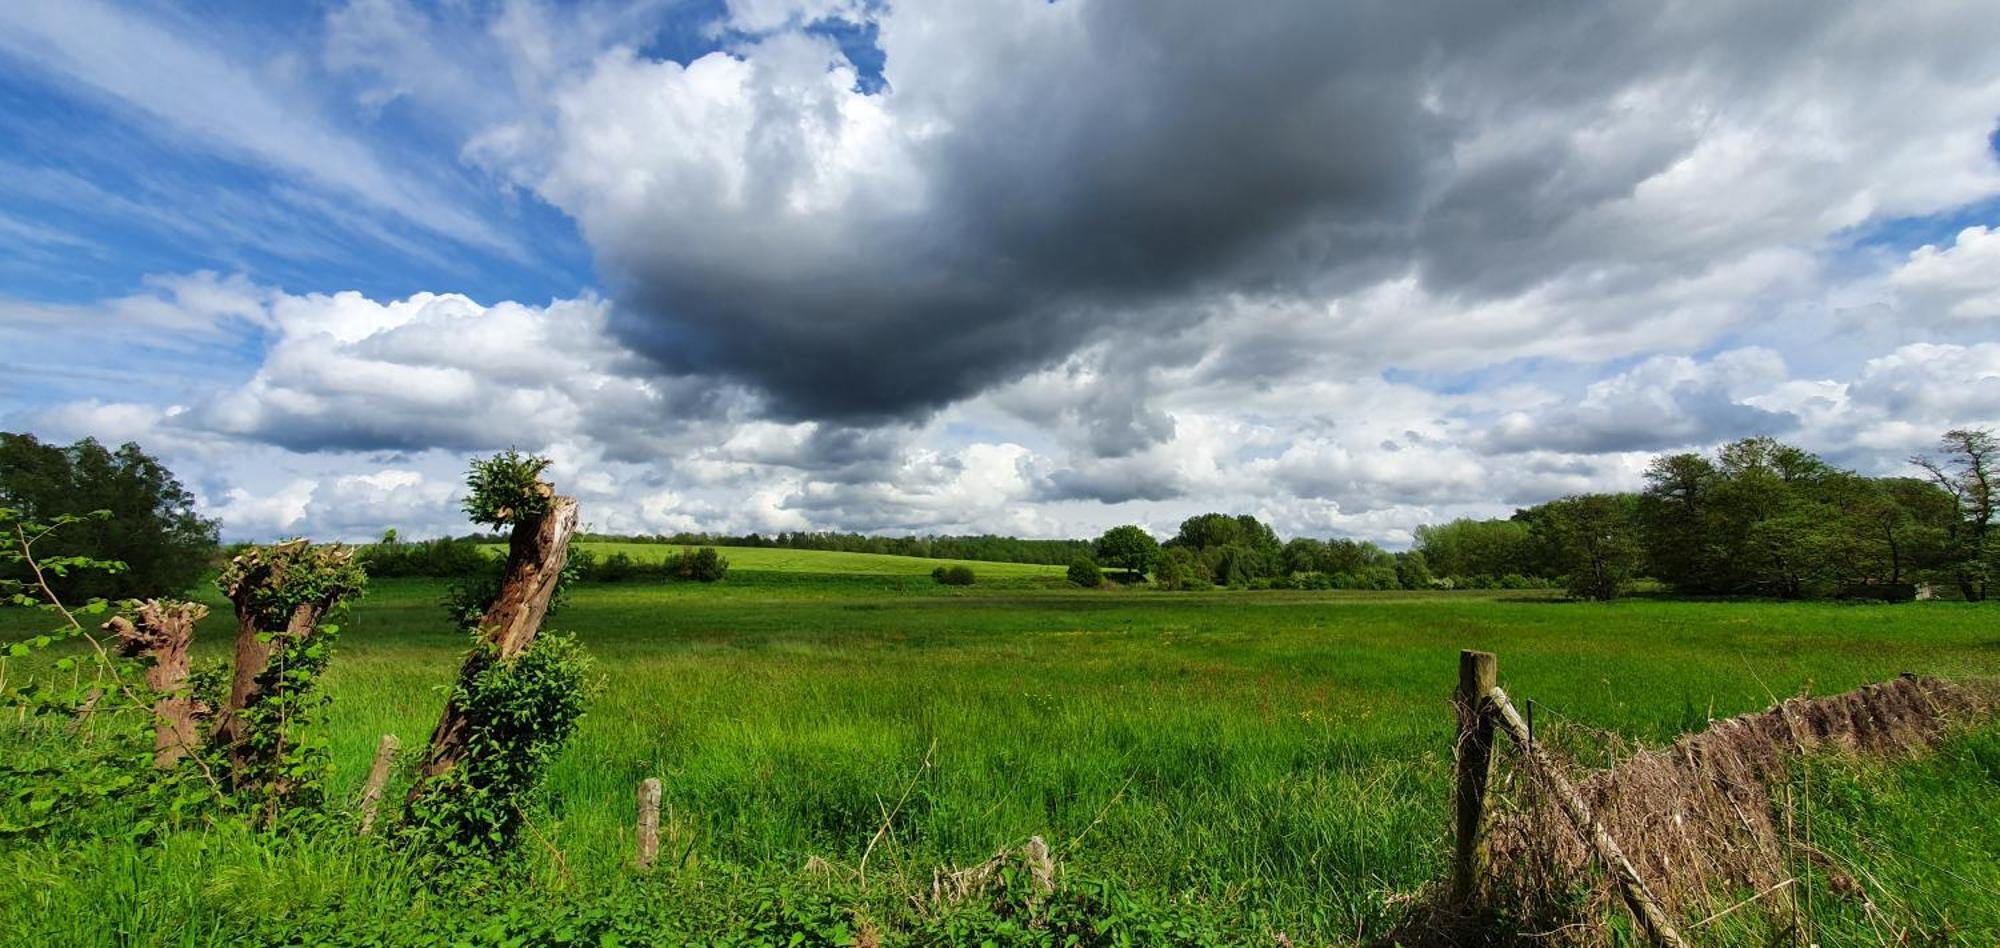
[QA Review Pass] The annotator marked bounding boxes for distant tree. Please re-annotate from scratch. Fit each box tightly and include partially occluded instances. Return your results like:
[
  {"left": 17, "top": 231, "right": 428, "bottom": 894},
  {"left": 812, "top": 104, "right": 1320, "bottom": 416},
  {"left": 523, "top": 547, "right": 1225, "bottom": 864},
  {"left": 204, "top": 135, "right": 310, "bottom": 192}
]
[
  {"left": 0, "top": 433, "right": 218, "bottom": 599},
  {"left": 1152, "top": 546, "right": 1203, "bottom": 590},
  {"left": 1169, "top": 513, "right": 1283, "bottom": 582},
  {"left": 1637, "top": 452, "right": 1722, "bottom": 592},
  {"left": 1067, "top": 556, "right": 1103, "bottom": 588},
  {"left": 1413, "top": 518, "right": 1539, "bottom": 581},
  {"left": 1911, "top": 428, "right": 1997, "bottom": 601},
  {"left": 1531, "top": 494, "right": 1642, "bottom": 601},
  {"left": 1395, "top": 550, "right": 1434, "bottom": 589},
  {"left": 1094, "top": 525, "right": 1160, "bottom": 581}
]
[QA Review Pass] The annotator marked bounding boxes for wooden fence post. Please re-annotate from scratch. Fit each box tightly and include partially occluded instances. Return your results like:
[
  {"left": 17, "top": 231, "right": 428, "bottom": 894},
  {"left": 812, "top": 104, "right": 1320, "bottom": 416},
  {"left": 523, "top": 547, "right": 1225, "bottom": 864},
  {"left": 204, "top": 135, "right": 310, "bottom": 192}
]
[
  {"left": 358, "top": 733, "right": 399, "bottom": 835},
  {"left": 1451, "top": 649, "right": 1498, "bottom": 906},
  {"left": 636, "top": 777, "right": 662, "bottom": 870}
]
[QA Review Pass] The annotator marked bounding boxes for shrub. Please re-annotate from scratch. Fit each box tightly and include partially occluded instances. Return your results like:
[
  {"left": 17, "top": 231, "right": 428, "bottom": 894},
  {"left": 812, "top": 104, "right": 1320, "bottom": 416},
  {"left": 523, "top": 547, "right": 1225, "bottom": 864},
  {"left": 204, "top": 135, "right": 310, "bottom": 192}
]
[
  {"left": 932, "top": 564, "right": 976, "bottom": 586},
  {"left": 675, "top": 547, "right": 729, "bottom": 582},
  {"left": 1067, "top": 557, "right": 1103, "bottom": 588}
]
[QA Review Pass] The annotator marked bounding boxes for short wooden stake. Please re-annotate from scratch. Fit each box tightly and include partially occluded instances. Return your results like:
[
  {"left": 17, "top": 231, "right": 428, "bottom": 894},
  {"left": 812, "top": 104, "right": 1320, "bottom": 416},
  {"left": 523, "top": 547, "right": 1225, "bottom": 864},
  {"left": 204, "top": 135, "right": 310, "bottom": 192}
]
[
  {"left": 358, "top": 733, "right": 399, "bottom": 836},
  {"left": 1488, "top": 686, "right": 1690, "bottom": 948},
  {"left": 1451, "top": 649, "right": 1498, "bottom": 906},
  {"left": 636, "top": 777, "right": 662, "bottom": 870}
]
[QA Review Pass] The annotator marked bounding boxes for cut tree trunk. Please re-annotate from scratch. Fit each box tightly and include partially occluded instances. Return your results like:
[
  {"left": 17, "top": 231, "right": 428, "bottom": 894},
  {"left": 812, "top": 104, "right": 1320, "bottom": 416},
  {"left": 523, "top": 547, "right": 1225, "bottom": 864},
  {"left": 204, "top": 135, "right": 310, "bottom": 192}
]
[
  {"left": 210, "top": 542, "right": 359, "bottom": 794},
  {"left": 410, "top": 488, "right": 579, "bottom": 794},
  {"left": 106, "top": 599, "right": 208, "bottom": 768}
]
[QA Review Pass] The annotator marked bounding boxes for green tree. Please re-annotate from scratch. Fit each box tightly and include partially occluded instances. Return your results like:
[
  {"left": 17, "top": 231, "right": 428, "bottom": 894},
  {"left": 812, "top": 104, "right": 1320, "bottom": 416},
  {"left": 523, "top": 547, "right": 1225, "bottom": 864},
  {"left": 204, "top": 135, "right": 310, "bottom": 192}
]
[
  {"left": 0, "top": 433, "right": 218, "bottom": 600},
  {"left": 1637, "top": 452, "right": 1722, "bottom": 593},
  {"left": 1094, "top": 525, "right": 1160, "bottom": 581},
  {"left": 1911, "top": 428, "right": 1997, "bottom": 601},
  {"left": 1395, "top": 550, "right": 1434, "bottom": 589},
  {"left": 1066, "top": 556, "right": 1103, "bottom": 588},
  {"left": 1531, "top": 494, "right": 1642, "bottom": 601},
  {"left": 1412, "top": 518, "right": 1538, "bottom": 580}
]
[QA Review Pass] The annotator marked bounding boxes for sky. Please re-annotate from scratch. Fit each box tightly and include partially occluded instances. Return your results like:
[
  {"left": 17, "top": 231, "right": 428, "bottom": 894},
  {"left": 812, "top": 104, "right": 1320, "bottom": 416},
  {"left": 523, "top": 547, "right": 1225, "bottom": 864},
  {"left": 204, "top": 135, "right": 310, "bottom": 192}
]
[{"left": 2, "top": 0, "right": 1999, "bottom": 546}]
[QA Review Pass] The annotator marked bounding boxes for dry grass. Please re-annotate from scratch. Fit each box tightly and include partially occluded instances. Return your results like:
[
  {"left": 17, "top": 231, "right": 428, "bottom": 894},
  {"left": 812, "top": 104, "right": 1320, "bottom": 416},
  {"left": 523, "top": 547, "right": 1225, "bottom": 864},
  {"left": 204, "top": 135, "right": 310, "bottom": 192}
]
[{"left": 1480, "top": 675, "right": 2000, "bottom": 943}]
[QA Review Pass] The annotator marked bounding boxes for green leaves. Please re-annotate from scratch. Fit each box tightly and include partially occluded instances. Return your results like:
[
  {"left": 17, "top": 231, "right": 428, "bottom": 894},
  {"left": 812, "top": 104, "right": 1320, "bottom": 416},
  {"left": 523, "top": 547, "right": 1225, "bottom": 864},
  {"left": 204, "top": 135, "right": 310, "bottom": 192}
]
[{"left": 463, "top": 451, "right": 555, "bottom": 528}]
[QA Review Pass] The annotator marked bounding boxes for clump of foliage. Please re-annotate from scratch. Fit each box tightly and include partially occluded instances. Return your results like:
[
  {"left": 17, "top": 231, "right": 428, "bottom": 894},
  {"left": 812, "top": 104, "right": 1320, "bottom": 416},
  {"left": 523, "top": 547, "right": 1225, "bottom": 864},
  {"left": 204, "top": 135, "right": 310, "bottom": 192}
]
[
  {"left": 1066, "top": 556, "right": 1103, "bottom": 588},
  {"left": 462, "top": 450, "right": 553, "bottom": 528},
  {"left": 399, "top": 632, "right": 598, "bottom": 863},
  {"left": 932, "top": 564, "right": 977, "bottom": 586},
  {"left": 0, "top": 433, "right": 217, "bottom": 600}
]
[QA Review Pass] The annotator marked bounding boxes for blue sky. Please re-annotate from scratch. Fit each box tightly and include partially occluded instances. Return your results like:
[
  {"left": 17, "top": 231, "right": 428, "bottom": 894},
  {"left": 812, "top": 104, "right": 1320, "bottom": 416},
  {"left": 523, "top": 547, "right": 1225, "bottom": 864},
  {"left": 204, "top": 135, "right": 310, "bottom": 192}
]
[{"left": 2, "top": 0, "right": 1998, "bottom": 543}]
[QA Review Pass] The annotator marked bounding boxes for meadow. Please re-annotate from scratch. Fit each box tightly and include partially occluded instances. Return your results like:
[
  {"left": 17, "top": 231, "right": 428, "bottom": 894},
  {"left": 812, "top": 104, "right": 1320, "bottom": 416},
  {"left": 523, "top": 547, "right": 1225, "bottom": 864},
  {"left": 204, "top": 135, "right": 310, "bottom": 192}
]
[{"left": 3, "top": 544, "right": 1998, "bottom": 945}]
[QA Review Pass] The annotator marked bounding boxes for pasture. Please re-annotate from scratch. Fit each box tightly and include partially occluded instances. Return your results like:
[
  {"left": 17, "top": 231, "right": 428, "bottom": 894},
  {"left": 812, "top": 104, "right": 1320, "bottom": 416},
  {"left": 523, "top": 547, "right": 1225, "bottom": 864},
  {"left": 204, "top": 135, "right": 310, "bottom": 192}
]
[{"left": 3, "top": 545, "right": 1998, "bottom": 944}]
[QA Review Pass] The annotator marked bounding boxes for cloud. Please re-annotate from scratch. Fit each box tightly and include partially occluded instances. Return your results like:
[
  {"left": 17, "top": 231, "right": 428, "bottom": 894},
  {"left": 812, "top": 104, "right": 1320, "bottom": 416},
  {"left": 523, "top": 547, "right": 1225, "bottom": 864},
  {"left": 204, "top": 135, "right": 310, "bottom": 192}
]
[
  {"left": 456, "top": 0, "right": 2000, "bottom": 425},
  {"left": 1480, "top": 350, "right": 1800, "bottom": 455},
  {"left": 1891, "top": 226, "right": 2000, "bottom": 321}
]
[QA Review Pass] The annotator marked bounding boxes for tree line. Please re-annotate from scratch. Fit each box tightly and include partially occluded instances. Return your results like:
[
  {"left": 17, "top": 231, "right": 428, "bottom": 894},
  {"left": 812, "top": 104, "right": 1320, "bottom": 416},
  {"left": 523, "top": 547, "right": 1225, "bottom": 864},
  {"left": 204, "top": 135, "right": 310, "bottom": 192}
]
[
  {"left": 4, "top": 427, "right": 1992, "bottom": 603},
  {"left": 1078, "top": 430, "right": 1993, "bottom": 601}
]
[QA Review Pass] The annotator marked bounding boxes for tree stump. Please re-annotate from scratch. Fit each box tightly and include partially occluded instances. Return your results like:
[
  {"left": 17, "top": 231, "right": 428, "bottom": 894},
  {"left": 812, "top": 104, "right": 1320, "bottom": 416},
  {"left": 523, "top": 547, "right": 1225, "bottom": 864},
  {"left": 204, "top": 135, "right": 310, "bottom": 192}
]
[{"left": 105, "top": 599, "right": 207, "bottom": 767}]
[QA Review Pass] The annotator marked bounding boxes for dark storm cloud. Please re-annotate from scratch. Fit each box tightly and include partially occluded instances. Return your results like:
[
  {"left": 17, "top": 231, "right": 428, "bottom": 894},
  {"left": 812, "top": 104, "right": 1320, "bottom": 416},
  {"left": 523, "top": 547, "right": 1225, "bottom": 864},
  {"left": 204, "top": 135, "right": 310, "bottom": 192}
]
[
  {"left": 561, "top": 0, "right": 1930, "bottom": 427},
  {"left": 567, "top": 1, "right": 1578, "bottom": 423}
]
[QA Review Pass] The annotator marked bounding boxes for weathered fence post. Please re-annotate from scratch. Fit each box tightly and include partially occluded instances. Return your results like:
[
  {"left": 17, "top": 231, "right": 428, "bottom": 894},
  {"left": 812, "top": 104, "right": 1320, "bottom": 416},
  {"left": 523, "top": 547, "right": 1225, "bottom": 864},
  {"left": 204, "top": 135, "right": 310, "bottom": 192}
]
[
  {"left": 1451, "top": 649, "right": 1498, "bottom": 906},
  {"left": 358, "top": 733, "right": 400, "bottom": 835},
  {"left": 636, "top": 777, "right": 662, "bottom": 869}
]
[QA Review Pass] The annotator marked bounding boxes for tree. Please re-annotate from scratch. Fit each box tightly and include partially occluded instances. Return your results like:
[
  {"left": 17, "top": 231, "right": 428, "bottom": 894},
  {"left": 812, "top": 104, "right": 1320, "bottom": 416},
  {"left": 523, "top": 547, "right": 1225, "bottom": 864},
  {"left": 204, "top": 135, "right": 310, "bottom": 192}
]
[
  {"left": 1094, "top": 525, "right": 1160, "bottom": 581},
  {"left": 1067, "top": 556, "right": 1103, "bottom": 588},
  {"left": 1911, "top": 428, "right": 1998, "bottom": 601},
  {"left": 1413, "top": 518, "right": 1539, "bottom": 581},
  {"left": 1532, "top": 494, "right": 1642, "bottom": 601},
  {"left": 1152, "top": 546, "right": 1203, "bottom": 590},
  {"left": 1637, "top": 452, "right": 1721, "bottom": 593},
  {"left": 0, "top": 433, "right": 218, "bottom": 600},
  {"left": 1395, "top": 550, "right": 1434, "bottom": 589}
]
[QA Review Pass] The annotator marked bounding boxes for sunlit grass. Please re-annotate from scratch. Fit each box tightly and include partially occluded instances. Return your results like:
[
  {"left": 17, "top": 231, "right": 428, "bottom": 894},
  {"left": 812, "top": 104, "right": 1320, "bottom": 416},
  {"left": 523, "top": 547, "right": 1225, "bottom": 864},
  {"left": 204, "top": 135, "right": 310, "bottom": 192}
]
[{"left": 3, "top": 571, "right": 1997, "bottom": 944}]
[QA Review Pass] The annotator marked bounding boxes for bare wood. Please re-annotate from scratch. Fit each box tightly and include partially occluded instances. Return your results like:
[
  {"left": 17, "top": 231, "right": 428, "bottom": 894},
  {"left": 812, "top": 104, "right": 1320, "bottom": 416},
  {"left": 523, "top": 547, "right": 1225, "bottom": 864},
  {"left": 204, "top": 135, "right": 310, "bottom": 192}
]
[
  {"left": 1451, "top": 649, "right": 1498, "bottom": 906},
  {"left": 359, "top": 733, "right": 400, "bottom": 835},
  {"left": 1488, "top": 685, "right": 1690, "bottom": 948},
  {"left": 636, "top": 777, "right": 662, "bottom": 869},
  {"left": 105, "top": 599, "right": 208, "bottom": 767},
  {"left": 410, "top": 490, "right": 579, "bottom": 794}
]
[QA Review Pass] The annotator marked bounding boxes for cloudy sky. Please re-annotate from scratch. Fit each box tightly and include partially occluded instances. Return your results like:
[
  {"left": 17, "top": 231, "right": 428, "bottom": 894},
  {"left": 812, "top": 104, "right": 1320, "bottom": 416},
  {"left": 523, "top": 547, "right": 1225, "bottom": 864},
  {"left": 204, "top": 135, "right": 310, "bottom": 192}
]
[{"left": 2, "top": 0, "right": 1999, "bottom": 545}]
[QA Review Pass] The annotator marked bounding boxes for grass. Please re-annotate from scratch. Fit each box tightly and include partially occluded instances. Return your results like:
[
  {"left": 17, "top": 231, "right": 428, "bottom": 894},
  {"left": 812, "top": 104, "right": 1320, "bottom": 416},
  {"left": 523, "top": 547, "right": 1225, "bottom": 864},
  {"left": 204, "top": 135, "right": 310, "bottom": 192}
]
[{"left": 3, "top": 556, "right": 1998, "bottom": 945}]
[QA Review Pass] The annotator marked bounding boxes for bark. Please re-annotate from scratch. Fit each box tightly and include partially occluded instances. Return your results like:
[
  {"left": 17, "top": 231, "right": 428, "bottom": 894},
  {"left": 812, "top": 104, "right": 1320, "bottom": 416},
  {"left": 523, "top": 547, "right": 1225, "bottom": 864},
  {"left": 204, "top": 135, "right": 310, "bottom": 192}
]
[
  {"left": 212, "top": 600, "right": 327, "bottom": 780},
  {"left": 105, "top": 599, "right": 207, "bottom": 768},
  {"left": 410, "top": 488, "right": 578, "bottom": 794}
]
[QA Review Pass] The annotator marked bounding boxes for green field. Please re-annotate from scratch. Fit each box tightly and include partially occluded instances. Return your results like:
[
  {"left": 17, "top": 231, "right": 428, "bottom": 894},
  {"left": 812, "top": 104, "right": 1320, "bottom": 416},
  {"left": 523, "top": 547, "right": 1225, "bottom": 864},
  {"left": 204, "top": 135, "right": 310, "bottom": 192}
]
[
  {"left": 574, "top": 541, "right": 1071, "bottom": 580},
  {"left": 4, "top": 546, "right": 1999, "bottom": 944}
]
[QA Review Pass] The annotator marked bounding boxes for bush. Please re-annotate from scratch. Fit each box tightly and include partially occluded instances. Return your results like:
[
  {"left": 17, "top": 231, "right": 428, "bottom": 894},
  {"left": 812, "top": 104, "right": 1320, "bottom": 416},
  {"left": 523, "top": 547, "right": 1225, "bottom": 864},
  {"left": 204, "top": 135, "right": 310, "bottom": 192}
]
[
  {"left": 1067, "top": 557, "right": 1103, "bottom": 587},
  {"left": 674, "top": 547, "right": 728, "bottom": 582},
  {"left": 932, "top": 564, "right": 976, "bottom": 586},
  {"left": 357, "top": 536, "right": 493, "bottom": 578}
]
